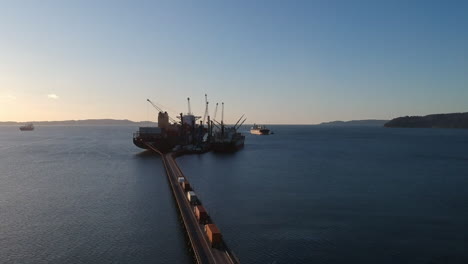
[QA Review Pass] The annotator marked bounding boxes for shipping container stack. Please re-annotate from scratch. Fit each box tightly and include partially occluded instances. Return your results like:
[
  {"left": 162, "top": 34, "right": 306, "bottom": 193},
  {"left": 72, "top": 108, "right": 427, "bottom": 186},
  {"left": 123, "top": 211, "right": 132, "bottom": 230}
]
[
  {"left": 194, "top": 205, "right": 209, "bottom": 224},
  {"left": 177, "top": 177, "right": 185, "bottom": 184},
  {"left": 179, "top": 171, "right": 226, "bottom": 252},
  {"left": 187, "top": 191, "right": 199, "bottom": 205},
  {"left": 204, "top": 224, "right": 222, "bottom": 248},
  {"left": 182, "top": 181, "right": 192, "bottom": 192}
]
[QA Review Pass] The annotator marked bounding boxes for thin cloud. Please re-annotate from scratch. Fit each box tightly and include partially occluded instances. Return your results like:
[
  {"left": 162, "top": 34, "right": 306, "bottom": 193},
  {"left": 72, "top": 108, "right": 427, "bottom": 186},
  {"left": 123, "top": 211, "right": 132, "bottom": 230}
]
[
  {"left": 0, "top": 95, "right": 16, "bottom": 101},
  {"left": 47, "top": 94, "right": 59, "bottom": 99}
]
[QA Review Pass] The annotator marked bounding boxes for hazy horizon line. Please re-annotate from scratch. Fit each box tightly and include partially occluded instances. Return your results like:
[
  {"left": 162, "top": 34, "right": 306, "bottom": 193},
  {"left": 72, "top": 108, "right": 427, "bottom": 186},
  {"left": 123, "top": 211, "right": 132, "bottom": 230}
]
[{"left": 0, "top": 118, "right": 391, "bottom": 126}]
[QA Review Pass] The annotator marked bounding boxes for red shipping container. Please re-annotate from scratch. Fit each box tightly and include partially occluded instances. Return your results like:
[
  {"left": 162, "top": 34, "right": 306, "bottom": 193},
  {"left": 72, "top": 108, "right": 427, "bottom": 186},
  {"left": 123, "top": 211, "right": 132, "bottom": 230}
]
[
  {"left": 205, "top": 224, "right": 222, "bottom": 247},
  {"left": 183, "top": 181, "right": 191, "bottom": 191},
  {"left": 194, "top": 205, "right": 208, "bottom": 224}
]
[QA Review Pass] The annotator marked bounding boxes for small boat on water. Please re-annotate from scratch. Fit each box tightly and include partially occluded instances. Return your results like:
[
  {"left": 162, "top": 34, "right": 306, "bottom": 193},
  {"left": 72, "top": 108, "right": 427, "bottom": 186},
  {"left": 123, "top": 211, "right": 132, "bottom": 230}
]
[
  {"left": 250, "top": 124, "right": 270, "bottom": 135},
  {"left": 19, "top": 123, "right": 34, "bottom": 131}
]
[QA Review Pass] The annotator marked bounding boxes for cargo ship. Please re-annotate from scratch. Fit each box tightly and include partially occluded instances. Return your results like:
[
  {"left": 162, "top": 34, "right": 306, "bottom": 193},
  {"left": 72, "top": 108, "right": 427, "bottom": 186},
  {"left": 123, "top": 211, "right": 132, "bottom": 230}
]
[
  {"left": 211, "top": 103, "right": 246, "bottom": 153},
  {"left": 19, "top": 123, "right": 34, "bottom": 131},
  {"left": 133, "top": 98, "right": 206, "bottom": 153},
  {"left": 250, "top": 124, "right": 270, "bottom": 135},
  {"left": 133, "top": 124, "right": 180, "bottom": 152},
  {"left": 134, "top": 97, "right": 245, "bottom": 154},
  {"left": 212, "top": 127, "right": 245, "bottom": 152}
]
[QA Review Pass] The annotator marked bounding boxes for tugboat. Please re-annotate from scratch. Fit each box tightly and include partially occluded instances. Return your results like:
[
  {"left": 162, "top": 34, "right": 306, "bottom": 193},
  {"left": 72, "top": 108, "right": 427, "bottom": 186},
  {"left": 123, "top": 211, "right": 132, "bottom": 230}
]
[
  {"left": 250, "top": 124, "right": 270, "bottom": 135},
  {"left": 19, "top": 123, "right": 34, "bottom": 131},
  {"left": 211, "top": 103, "right": 246, "bottom": 152}
]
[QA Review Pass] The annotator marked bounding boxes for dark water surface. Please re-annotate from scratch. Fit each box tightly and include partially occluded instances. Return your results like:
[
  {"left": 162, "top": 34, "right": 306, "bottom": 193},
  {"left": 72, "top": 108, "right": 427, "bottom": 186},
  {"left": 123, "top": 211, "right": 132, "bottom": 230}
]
[
  {"left": 177, "top": 126, "right": 468, "bottom": 264},
  {"left": 1, "top": 126, "right": 468, "bottom": 264},
  {"left": 0, "top": 126, "right": 191, "bottom": 264}
]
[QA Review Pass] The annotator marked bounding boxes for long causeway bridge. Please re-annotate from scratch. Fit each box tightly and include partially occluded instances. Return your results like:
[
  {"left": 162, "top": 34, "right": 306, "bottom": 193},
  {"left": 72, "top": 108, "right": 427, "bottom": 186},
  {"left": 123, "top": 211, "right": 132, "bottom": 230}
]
[{"left": 146, "top": 143, "right": 240, "bottom": 264}]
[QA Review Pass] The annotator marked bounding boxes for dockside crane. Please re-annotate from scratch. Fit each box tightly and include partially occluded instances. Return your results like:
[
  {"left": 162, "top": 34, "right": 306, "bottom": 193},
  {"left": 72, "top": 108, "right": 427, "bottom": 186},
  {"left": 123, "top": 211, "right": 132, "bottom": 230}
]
[
  {"left": 233, "top": 114, "right": 245, "bottom": 128},
  {"left": 202, "top": 94, "right": 209, "bottom": 125},
  {"left": 235, "top": 117, "right": 247, "bottom": 130},
  {"left": 221, "top": 102, "right": 225, "bottom": 135},
  {"left": 187, "top": 97, "right": 192, "bottom": 115},
  {"left": 146, "top": 99, "right": 177, "bottom": 123},
  {"left": 184, "top": 97, "right": 201, "bottom": 119},
  {"left": 221, "top": 102, "right": 224, "bottom": 126}
]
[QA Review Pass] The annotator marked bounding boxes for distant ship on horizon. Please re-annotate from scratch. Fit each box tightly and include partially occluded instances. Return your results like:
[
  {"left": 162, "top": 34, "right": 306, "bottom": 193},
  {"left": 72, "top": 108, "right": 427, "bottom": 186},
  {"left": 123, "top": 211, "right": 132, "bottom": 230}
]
[
  {"left": 250, "top": 124, "right": 270, "bottom": 135},
  {"left": 19, "top": 123, "right": 34, "bottom": 131}
]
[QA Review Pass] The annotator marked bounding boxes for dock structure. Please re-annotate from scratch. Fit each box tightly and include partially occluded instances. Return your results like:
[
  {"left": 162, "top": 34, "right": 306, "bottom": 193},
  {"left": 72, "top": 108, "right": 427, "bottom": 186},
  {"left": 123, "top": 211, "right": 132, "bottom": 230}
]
[{"left": 145, "top": 143, "right": 239, "bottom": 264}]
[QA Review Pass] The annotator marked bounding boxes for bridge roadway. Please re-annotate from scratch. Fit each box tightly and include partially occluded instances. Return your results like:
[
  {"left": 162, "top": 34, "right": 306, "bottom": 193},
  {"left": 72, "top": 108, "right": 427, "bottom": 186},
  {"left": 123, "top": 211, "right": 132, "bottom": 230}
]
[{"left": 145, "top": 144, "right": 239, "bottom": 264}]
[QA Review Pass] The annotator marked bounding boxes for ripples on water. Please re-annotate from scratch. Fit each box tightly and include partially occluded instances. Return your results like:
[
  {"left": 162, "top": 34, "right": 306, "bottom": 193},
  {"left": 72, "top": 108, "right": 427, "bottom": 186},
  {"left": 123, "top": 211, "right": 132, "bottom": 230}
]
[
  {"left": 177, "top": 126, "right": 468, "bottom": 264},
  {"left": 0, "top": 126, "right": 191, "bottom": 264},
  {"left": 1, "top": 125, "right": 468, "bottom": 264}
]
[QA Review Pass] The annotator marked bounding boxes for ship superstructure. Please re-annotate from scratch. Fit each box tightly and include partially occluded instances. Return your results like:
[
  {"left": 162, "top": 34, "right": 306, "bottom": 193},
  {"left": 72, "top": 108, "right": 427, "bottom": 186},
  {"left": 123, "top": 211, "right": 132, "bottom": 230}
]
[
  {"left": 133, "top": 96, "right": 245, "bottom": 153},
  {"left": 210, "top": 103, "right": 246, "bottom": 152},
  {"left": 250, "top": 124, "right": 270, "bottom": 135},
  {"left": 133, "top": 97, "right": 208, "bottom": 153}
]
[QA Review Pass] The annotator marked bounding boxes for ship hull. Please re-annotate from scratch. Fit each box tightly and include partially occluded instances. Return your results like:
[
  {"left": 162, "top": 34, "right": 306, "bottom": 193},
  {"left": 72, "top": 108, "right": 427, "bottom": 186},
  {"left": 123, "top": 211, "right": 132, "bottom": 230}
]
[
  {"left": 212, "top": 139, "right": 244, "bottom": 153},
  {"left": 19, "top": 127, "right": 34, "bottom": 131},
  {"left": 133, "top": 137, "right": 178, "bottom": 153},
  {"left": 250, "top": 129, "right": 269, "bottom": 135}
]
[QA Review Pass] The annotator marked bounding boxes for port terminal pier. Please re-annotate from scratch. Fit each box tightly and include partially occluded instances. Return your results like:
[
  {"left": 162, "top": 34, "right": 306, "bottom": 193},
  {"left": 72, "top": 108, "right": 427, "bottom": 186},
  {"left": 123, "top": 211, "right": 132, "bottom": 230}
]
[{"left": 145, "top": 143, "right": 240, "bottom": 264}]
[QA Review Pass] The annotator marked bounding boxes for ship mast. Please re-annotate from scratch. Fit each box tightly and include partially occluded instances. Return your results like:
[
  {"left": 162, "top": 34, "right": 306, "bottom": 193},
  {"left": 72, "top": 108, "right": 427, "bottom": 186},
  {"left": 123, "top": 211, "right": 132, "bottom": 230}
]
[
  {"left": 221, "top": 102, "right": 224, "bottom": 135},
  {"left": 187, "top": 97, "right": 192, "bottom": 115},
  {"left": 202, "top": 94, "right": 209, "bottom": 125}
]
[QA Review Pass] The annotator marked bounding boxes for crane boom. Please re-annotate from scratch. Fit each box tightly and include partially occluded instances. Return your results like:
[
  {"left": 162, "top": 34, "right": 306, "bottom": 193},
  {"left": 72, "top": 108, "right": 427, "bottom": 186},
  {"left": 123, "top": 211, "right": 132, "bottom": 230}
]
[
  {"left": 221, "top": 102, "right": 224, "bottom": 125},
  {"left": 187, "top": 97, "right": 192, "bottom": 115},
  {"left": 147, "top": 99, "right": 163, "bottom": 112},
  {"left": 233, "top": 114, "right": 245, "bottom": 128},
  {"left": 202, "top": 94, "right": 209, "bottom": 124},
  {"left": 236, "top": 118, "right": 247, "bottom": 130},
  {"left": 146, "top": 98, "right": 177, "bottom": 123}
]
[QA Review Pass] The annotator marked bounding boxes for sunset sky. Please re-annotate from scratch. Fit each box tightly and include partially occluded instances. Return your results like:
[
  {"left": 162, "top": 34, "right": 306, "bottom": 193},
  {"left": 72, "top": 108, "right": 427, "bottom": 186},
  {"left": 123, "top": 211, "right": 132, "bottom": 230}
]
[{"left": 1, "top": 0, "right": 467, "bottom": 124}]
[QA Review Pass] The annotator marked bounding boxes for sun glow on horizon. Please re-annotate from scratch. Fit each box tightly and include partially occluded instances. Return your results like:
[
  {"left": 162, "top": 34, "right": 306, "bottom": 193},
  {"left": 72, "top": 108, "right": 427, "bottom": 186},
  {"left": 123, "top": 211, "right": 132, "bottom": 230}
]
[{"left": 1, "top": 1, "right": 467, "bottom": 123}]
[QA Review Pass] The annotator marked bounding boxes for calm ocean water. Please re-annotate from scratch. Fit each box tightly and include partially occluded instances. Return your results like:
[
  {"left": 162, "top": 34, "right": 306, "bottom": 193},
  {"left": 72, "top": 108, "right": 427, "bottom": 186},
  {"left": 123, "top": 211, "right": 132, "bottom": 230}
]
[{"left": 1, "top": 125, "right": 468, "bottom": 263}]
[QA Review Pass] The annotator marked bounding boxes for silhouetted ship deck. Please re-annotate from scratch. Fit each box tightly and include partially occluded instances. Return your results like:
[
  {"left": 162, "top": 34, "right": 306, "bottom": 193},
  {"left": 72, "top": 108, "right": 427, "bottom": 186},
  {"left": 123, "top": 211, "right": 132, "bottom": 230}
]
[
  {"left": 212, "top": 125, "right": 245, "bottom": 152},
  {"left": 132, "top": 109, "right": 187, "bottom": 153},
  {"left": 19, "top": 123, "right": 34, "bottom": 131},
  {"left": 133, "top": 98, "right": 246, "bottom": 154},
  {"left": 210, "top": 104, "right": 246, "bottom": 153},
  {"left": 133, "top": 97, "right": 244, "bottom": 263}
]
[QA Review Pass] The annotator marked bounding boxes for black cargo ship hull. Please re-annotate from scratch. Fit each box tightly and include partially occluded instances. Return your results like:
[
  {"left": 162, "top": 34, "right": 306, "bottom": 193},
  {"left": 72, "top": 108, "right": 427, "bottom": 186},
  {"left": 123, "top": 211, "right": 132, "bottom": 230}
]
[
  {"left": 133, "top": 136, "right": 179, "bottom": 153},
  {"left": 212, "top": 139, "right": 244, "bottom": 153}
]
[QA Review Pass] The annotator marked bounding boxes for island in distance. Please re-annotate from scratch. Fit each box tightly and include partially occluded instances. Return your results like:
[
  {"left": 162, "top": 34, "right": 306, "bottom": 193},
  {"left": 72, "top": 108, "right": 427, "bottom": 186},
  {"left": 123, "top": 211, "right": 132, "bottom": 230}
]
[
  {"left": 0, "top": 119, "right": 156, "bottom": 126},
  {"left": 384, "top": 112, "right": 468, "bottom": 129},
  {"left": 318, "top": 119, "right": 389, "bottom": 127}
]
